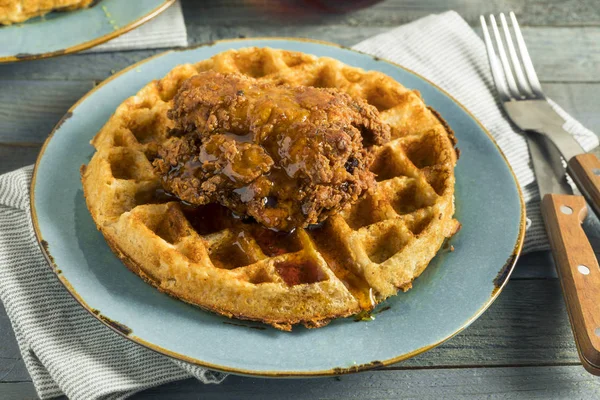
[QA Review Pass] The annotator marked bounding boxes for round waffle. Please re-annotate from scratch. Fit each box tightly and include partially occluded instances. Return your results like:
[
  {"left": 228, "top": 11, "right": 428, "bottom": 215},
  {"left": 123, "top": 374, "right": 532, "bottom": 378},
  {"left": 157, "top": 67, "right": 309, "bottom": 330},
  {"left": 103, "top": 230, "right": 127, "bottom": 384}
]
[{"left": 81, "top": 47, "right": 460, "bottom": 331}]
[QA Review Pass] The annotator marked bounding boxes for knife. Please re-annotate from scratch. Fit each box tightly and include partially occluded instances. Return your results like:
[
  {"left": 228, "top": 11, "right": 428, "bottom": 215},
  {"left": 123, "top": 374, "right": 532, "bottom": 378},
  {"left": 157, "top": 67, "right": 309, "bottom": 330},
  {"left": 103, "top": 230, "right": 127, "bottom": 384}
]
[
  {"left": 504, "top": 100, "right": 600, "bottom": 220},
  {"left": 528, "top": 131, "right": 600, "bottom": 374}
]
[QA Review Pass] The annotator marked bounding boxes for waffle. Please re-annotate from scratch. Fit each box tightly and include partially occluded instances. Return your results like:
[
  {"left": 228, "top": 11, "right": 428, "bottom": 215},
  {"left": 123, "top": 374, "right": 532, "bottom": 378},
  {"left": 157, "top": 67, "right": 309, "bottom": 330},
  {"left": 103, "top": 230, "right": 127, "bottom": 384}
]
[
  {"left": 0, "top": 0, "right": 93, "bottom": 25},
  {"left": 81, "top": 47, "right": 460, "bottom": 331}
]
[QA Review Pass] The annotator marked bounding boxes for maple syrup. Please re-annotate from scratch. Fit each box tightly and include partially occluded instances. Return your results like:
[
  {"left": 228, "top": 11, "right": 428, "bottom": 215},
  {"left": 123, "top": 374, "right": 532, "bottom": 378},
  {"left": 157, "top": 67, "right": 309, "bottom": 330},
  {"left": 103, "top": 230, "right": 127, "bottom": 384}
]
[
  {"left": 182, "top": 203, "right": 240, "bottom": 235},
  {"left": 308, "top": 223, "right": 375, "bottom": 310},
  {"left": 149, "top": 188, "right": 176, "bottom": 203},
  {"left": 149, "top": 187, "right": 367, "bottom": 296},
  {"left": 210, "top": 231, "right": 254, "bottom": 269},
  {"left": 249, "top": 226, "right": 301, "bottom": 256},
  {"left": 275, "top": 259, "right": 324, "bottom": 286}
]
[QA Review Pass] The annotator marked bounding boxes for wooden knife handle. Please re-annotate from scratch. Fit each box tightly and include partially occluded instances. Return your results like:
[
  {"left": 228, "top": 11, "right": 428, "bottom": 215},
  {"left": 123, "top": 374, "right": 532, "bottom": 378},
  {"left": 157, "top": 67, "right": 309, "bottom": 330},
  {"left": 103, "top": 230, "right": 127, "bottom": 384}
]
[
  {"left": 542, "top": 194, "right": 600, "bottom": 373},
  {"left": 568, "top": 154, "right": 600, "bottom": 217}
]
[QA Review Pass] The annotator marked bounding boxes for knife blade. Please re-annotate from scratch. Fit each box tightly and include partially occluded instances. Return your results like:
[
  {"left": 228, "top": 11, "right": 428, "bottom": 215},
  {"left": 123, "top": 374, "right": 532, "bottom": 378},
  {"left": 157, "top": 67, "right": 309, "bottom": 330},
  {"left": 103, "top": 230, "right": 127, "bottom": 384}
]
[
  {"left": 526, "top": 129, "right": 600, "bottom": 374},
  {"left": 526, "top": 131, "right": 572, "bottom": 197},
  {"left": 505, "top": 100, "right": 600, "bottom": 220}
]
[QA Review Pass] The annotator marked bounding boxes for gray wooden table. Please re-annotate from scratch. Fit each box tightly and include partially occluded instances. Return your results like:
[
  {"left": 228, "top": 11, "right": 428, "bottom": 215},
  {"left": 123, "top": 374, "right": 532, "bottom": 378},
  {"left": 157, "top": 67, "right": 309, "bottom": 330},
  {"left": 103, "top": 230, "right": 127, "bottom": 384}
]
[{"left": 2, "top": 0, "right": 600, "bottom": 398}]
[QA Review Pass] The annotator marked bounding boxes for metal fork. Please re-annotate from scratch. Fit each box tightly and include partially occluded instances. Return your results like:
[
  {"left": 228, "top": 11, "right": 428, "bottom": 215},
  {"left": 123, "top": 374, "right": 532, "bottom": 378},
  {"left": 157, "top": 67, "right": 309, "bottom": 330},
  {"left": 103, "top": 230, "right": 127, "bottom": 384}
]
[
  {"left": 482, "top": 12, "right": 600, "bottom": 376},
  {"left": 480, "top": 12, "right": 600, "bottom": 218}
]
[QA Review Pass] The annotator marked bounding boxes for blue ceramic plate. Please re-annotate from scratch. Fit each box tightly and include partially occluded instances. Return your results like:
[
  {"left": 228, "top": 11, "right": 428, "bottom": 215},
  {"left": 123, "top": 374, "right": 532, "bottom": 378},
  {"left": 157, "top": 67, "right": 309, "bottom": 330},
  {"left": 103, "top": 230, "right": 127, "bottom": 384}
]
[
  {"left": 0, "top": 0, "right": 174, "bottom": 63},
  {"left": 31, "top": 39, "right": 525, "bottom": 376}
]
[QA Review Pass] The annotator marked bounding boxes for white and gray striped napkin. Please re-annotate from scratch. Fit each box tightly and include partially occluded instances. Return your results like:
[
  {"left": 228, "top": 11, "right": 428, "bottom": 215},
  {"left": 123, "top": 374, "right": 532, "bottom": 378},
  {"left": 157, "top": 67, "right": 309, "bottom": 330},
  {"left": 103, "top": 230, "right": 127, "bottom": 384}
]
[
  {"left": 85, "top": 0, "right": 188, "bottom": 53},
  {"left": 0, "top": 10, "right": 597, "bottom": 400}
]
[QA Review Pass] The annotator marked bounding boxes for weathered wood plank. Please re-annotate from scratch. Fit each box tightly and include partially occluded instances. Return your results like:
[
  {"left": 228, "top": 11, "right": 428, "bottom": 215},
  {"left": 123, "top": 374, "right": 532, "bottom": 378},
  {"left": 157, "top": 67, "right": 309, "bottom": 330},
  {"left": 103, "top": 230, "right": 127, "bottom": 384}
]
[
  {"left": 0, "top": 49, "right": 160, "bottom": 82},
  {"left": 0, "top": 359, "right": 29, "bottom": 387},
  {"left": 472, "top": 27, "right": 600, "bottom": 84},
  {"left": 133, "top": 365, "right": 600, "bottom": 399},
  {"left": 0, "top": 302, "right": 29, "bottom": 384},
  {"left": 180, "top": 0, "right": 600, "bottom": 28},
  {"left": 0, "top": 28, "right": 597, "bottom": 83},
  {"left": 3, "top": 365, "right": 598, "bottom": 400},
  {"left": 0, "top": 279, "right": 580, "bottom": 385},
  {"left": 512, "top": 251, "right": 557, "bottom": 279},
  {"left": 544, "top": 83, "right": 600, "bottom": 134},
  {"left": 399, "top": 279, "right": 576, "bottom": 368},
  {"left": 0, "top": 382, "right": 38, "bottom": 400},
  {"left": 0, "top": 146, "right": 40, "bottom": 175},
  {"left": 0, "top": 302, "right": 20, "bottom": 361},
  {"left": 0, "top": 81, "right": 94, "bottom": 144}
]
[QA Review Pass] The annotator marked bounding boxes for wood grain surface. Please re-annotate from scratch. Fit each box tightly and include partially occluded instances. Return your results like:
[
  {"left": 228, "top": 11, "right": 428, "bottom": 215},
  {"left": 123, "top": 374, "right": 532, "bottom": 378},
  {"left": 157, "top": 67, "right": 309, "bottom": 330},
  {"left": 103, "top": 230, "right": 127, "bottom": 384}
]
[
  {"left": 130, "top": 366, "right": 600, "bottom": 400},
  {"left": 1, "top": 0, "right": 600, "bottom": 398}
]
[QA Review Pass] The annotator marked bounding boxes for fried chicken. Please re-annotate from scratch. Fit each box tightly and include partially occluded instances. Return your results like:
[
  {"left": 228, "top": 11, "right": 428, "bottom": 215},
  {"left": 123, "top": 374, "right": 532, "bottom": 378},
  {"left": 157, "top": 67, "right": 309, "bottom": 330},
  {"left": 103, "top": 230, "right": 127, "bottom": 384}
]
[{"left": 153, "top": 71, "right": 390, "bottom": 231}]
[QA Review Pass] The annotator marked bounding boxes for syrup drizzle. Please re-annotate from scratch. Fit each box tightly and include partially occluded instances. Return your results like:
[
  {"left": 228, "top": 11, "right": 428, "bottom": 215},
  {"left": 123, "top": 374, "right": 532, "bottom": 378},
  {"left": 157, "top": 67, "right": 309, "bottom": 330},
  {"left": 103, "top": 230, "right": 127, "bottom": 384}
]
[
  {"left": 149, "top": 188, "right": 371, "bottom": 294},
  {"left": 307, "top": 223, "right": 375, "bottom": 310},
  {"left": 275, "top": 259, "right": 324, "bottom": 286}
]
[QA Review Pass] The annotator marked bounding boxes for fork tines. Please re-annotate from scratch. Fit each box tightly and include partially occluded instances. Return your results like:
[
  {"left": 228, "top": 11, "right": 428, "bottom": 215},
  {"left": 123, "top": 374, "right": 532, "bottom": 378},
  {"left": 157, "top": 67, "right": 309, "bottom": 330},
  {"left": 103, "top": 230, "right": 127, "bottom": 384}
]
[{"left": 480, "top": 12, "right": 544, "bottom": 101}]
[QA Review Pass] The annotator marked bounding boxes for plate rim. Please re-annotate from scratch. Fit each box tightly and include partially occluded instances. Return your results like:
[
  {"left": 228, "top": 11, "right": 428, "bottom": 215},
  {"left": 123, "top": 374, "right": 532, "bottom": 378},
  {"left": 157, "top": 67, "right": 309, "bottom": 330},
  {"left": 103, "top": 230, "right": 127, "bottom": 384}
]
[
  {"left": 30, "top": 37, "right": 527, "bottom": 377},
  {"left": 0, "top": 0, "right": 176, "bottom": 63}
]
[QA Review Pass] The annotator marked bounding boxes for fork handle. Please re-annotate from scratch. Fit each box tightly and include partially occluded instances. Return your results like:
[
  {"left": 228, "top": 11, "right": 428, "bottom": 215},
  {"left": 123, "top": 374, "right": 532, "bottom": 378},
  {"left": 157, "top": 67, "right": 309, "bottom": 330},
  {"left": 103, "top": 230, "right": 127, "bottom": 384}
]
[
  {"left": 568, "top": 154, "right": 600, "bottom": 219},
  {"left": 542, "top": 193, "right": 600, "bottom": 374}
]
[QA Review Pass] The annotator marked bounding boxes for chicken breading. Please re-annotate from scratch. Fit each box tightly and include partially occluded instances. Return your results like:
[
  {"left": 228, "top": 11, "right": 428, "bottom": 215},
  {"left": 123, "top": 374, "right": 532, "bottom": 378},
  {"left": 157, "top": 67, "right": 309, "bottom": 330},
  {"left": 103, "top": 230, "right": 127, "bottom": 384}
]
[{"left": 153, "top": 71, "right": 390, "bottom": 231}]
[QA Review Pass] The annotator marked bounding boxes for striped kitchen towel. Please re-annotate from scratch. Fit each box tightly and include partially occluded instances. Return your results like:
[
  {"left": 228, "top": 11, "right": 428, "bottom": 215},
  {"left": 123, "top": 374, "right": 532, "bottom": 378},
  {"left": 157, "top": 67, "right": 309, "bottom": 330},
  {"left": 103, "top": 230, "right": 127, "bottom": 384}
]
[
  {"left": 0, "top": 10, "right": 597, "bottom": 400},
  {"left": 85, "top": 0, "right": 188, "bottom": 53}
]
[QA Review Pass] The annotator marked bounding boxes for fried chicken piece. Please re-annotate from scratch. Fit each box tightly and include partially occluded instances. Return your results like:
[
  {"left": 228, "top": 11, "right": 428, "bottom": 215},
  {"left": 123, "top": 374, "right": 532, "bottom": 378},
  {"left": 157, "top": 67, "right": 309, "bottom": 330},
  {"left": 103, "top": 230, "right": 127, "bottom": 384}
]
[{"left": 153, "top": 71, "right": 390, "bottom": 231}]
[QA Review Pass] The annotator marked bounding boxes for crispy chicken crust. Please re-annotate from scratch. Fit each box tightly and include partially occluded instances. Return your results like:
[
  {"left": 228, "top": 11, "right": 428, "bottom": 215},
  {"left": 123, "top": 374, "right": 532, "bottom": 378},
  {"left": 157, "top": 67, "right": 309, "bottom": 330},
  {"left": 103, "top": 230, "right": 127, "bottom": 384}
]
[{"left": 153, "top": 71, "right": 390, "bottom": 231}]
